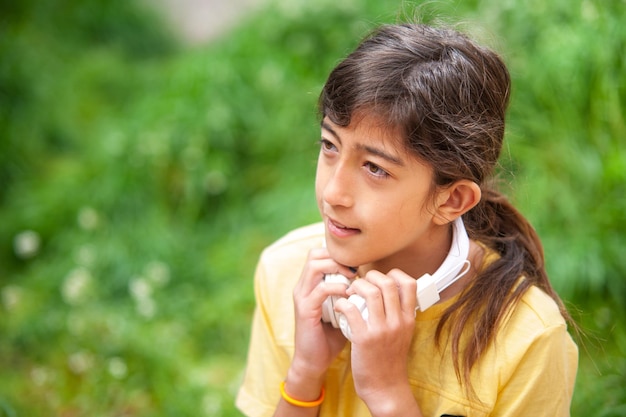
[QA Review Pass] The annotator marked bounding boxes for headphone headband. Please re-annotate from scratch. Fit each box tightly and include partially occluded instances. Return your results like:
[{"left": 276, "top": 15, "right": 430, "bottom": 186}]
[{"left": 431, "top": 216, "right": 471, "bottom": 293}]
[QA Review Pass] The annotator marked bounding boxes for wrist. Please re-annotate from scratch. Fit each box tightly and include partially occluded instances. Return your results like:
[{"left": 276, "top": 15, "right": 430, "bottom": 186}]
[
  {"left": 289, "top": 355, "right": 327, "bottom": 383},
  {"left": 284, "top": 365, "right": 326, "bottom": 403},
  {"left": 362, "top": 384, "right": 422, "bottom": 417}
]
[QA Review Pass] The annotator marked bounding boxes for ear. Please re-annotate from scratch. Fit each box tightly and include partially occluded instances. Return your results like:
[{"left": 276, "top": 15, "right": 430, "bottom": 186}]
[{"left": 432, "top": 180, "right": 481, "bottom": 226}]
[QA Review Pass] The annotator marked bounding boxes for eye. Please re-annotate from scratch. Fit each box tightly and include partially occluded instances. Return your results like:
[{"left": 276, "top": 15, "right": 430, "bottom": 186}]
[
  {"left": 319, "top": 138, "right": 337, "bottom": 153},
  {"left": 364, "top": 162, "right": 389, "bottom": 179}
]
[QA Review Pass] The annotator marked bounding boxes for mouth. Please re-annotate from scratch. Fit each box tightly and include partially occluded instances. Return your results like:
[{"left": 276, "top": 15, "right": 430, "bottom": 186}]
[{"left": 326, "top": 217, "right": 361, "bottom": 238}]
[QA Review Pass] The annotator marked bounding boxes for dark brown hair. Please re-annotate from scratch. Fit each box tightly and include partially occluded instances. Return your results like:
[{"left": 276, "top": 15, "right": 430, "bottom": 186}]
[{"left": 319, "top": 23, "right": 574, "bottom": 391}]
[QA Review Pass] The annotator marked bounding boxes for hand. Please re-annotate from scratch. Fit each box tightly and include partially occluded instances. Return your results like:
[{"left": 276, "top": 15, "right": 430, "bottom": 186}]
[
  {"left": 334, "top": 269, "right": 419, "bottom": 412},
  {"left": 289, "top": 248, "right": 356, "bottom": 381}
]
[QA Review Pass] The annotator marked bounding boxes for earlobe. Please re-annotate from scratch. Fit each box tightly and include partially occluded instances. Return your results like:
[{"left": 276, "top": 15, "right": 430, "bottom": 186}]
[{"left": 433, "top": 180, "right": 481, "bottom": 225}]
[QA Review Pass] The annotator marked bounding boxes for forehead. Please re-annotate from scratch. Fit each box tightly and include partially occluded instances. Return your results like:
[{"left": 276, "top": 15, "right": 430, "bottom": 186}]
[{"left": 323, "top": 113, "right": 409, "bottom": 156}]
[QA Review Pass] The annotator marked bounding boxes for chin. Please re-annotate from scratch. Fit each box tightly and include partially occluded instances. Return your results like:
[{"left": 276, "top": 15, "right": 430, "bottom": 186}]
[{"left": 326, "top": 245, "right": 363, "bottom": 269}]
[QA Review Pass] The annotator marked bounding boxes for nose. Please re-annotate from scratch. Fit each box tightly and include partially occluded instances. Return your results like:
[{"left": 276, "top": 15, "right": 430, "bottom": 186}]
[{"left": 321, "top": 162, "right": 354, "bottom": 208}]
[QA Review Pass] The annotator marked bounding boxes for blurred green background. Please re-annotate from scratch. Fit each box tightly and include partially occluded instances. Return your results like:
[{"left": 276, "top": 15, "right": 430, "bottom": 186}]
[{"left": 0, "top": 0, "right": 624, "bottom": 415}]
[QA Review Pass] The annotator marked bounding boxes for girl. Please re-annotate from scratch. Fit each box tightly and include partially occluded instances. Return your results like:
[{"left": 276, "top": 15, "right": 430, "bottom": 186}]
[{"left": 236, "top": 23, "right": 578, "bottom": 417}]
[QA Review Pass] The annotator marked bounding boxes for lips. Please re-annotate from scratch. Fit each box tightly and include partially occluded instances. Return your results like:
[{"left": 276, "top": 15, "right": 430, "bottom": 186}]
[{"left": 327, "top": 217, "right": 360, "bottom": 238}]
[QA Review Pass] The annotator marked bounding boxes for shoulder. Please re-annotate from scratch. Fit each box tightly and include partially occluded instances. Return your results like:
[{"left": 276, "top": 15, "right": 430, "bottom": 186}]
[
  {"left": 495, "top": 284, "right": 573, "bottom": 354},
  {"left": 494, "top": 283, "right": 577, "bottom": 370},
  {"left": 513, "top": 285, "right": 568, "bottom": 331},
  {"left": 256, "top": 222, "right": 325, "bottom": 288}
]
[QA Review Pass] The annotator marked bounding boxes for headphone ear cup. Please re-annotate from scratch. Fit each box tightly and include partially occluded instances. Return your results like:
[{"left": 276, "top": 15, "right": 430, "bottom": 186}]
[
  {"left": 338, "top": 294, "right": 368, "bottom": 341},
  {"left": 321, "top": 295, "right": 340, "bottom": 328},
  {"left": 321, "top": 274, "right": 352, "bottom": 328}
]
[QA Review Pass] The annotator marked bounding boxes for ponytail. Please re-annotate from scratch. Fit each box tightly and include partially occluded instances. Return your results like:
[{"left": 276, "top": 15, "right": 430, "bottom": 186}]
[{"left": 436, "top": 186, "right": 574, "bottom": 394}]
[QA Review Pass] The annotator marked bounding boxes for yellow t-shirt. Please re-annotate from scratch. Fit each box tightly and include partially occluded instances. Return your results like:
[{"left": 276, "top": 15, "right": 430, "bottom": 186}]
[{"left": 236, "top": 223, "right": 578, "bottom": 417}]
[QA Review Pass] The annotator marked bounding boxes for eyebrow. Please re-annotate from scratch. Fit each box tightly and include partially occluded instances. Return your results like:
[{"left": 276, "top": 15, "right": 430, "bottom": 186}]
[{"left": 321, "top": 121, "right": 405, "bottom": 166}]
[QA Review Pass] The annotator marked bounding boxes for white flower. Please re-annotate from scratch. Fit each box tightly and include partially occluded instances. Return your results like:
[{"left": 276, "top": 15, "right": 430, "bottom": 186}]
[
  {"left": 62, "top": 267, "right": 92, "bottom": 305},
  {"left": 130, "top": 276, "right": 158, "bottom": 319},
  {"left": 145, "top": 261, "right": 170, "bottom": 287},
  {"left": 77, "top": 206, "right": 99, "bottom": 230},
  {"left": 2, "top": 285, "right": 22, "bottom": 311},
  {"left": 136, "top": 296, "right": 156, "bottom": 319},
  {"left": 129, "top": 276, "right": 152, "bottom": 301},
  {"left": 31, "top": 367, "right": 51, "bottom": 386},
  {"left": 108, "top": 357, "right": 128, "bottom": 379},
  {"left": 68, "top": 350, "right": 94, "bottom": 374},
  {"left": 13, "top": 230, "right": 41, "bottom": 259}
]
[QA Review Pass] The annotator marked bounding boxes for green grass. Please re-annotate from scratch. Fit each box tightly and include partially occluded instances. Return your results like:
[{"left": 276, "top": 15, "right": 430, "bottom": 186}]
[{"left": 0, "top": 0, "right": 624, "bottom": 415}]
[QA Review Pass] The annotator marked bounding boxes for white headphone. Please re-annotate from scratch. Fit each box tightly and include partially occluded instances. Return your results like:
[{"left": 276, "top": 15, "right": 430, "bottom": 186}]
[{"left": 321, "top": 217, "right": 471, "bottom": 341}]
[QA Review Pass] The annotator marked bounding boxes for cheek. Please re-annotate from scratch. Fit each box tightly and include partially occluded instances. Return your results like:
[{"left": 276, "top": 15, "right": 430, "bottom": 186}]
[
  {"left": 314, "top": 163, "right": 326, "bottom": 204},
  {"left": 315, "top": 154, "right": 334, "bottom": 195},
  {"left": 376, "top": 196, "right": 427, "bottom": 230}
]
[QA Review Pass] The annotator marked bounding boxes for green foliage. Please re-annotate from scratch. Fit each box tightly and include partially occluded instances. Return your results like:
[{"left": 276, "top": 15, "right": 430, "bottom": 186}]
[
  {"left": 496, "top": 0, "right": 626, "bottom": 305},
  {"left": 0, "top": 0, "right": 624, "bottom": 415}
]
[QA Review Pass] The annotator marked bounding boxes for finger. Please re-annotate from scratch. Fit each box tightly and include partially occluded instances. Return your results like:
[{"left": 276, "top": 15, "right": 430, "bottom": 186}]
[
  {"left": 297, "top": 262, "right": 353, "bottom": 295},
  {"left": 334, "top": 296, "right": 367, "bottom": 338},
  {"left": 366, "top": 270, "right": 404, "bottom": 327},
  {"left": 348, "top": 271, "right": 397, "bottom": 327},
  {"left": 305, "top": 248, "right": 359, "bottom": 277},
  {"left": 297, "top": 249, "right": 358, "bottom": 293},
  {"left": 294, "top": 277, "right": 348, "bottom": 324},
  {"left": 386, "top": 269, "right": 418, "bottom": 314}
]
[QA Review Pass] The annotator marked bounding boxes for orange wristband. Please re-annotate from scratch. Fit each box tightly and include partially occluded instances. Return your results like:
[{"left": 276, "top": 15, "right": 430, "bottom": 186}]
[{"left": 280, "top": 381, "right": 325, "bottom": 408}]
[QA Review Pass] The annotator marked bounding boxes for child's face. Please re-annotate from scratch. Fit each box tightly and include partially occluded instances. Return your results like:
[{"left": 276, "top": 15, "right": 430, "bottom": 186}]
[{"left": 316, "top": 115, "right": 438, "bottom": 271}]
